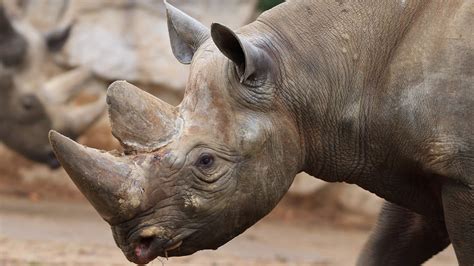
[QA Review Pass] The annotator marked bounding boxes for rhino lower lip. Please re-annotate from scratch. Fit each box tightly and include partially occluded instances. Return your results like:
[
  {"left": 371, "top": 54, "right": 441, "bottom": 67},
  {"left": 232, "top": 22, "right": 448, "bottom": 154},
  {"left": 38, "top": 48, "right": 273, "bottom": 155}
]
[{"left": 132, "top": 237, "right": 183, "bottom": 264}]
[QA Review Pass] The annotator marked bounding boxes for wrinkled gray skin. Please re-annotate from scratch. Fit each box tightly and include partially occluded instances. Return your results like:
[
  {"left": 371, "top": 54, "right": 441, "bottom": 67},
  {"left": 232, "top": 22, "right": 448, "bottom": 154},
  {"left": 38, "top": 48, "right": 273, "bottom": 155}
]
[
  {"left": 50, "top": 0, "right": 473, "bottom": 265},
  {"left": 0, "top": 6, "right": 105, "bottom": 168}
]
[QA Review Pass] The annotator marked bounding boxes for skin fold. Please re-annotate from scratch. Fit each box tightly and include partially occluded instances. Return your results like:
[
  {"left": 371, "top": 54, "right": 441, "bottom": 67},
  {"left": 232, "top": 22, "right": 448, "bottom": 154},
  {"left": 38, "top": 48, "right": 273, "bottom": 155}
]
[{"left": 49, "top": 0, "right": 473, "bottom": 265}]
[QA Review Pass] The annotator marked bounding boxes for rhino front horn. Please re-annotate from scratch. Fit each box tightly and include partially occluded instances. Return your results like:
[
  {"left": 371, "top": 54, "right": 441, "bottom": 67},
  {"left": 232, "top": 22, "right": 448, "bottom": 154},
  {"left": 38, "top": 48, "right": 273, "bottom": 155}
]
[
  {"left": 49, "top": 130, "right": 141, "bottom": 224},
  {"left": 107, "top": 81, "right": 182, "bottom": 152}
]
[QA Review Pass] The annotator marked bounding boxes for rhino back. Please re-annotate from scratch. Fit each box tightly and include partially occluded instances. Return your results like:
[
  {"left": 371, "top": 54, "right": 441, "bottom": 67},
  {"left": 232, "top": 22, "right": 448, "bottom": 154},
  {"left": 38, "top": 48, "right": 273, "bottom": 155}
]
[
  {"left": 380, "top": 0, "right": 473, "bottom": 181},
  {"left": 250, "top": 0, "right": 432, "bottom": 177},
  {"left": 244, "top": 0, "right": 472, "bottom": 215}
]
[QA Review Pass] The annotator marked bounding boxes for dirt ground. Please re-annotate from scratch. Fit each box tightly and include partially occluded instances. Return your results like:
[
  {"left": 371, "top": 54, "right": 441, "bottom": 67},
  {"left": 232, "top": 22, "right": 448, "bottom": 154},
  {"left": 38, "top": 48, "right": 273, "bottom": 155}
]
[{"left": 0, "top": 194, "right": 457, "bottom": 266}]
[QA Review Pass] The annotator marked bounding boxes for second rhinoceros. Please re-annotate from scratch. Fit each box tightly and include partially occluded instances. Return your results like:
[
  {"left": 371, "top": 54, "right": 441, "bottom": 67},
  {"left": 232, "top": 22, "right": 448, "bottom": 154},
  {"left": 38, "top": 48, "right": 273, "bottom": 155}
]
[
  {"left": 0, "top": 6, "right": 105, "bottom": 167},
  {"left": 50, "top": 0, "right": 473, "bottom": 265}
]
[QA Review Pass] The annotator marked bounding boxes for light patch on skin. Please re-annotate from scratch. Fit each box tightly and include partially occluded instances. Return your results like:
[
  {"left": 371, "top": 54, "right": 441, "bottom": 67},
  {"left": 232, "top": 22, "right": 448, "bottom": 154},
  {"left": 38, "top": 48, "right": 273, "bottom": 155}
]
[
  {"left": 421, "top": 134, "right": 468, "bottom": 176},
  {"left": 140, "top": 226, "right": 168, "bottom": 238},
  {"left": 183, "top": 192, "right": 201, "bottom": 209},
  {"left": 400, "top": 0, "right": 406, "bottom": 8},
  {"left": 341, "top": 100, "right": 361, "bottom": 128},
  {"left": 399, "top": 72, "right": 452, "bottom": 126},
  {"left": 399, "top": 81, "right": 432, "bottom": 125},
  {"left": 118, "top": 160, "right": 148, "bottom": 212},
  {"left": 238, "top": 121, "right": 268, "bottom": 153}
]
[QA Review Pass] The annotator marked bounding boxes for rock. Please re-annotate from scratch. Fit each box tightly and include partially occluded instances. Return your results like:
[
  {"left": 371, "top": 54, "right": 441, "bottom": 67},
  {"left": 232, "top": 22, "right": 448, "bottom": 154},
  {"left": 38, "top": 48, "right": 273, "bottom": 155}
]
[
  {"left": 289, "top": 172, "right": 326, "bottom": 195},
  {"left": 12, "top": 0, "right": 258, "bottom": 91},
  {"left": 315, "top": 183, "right": 383, "bottom": 218},
  {"left": 289, "top": 172, "right": 383, "bottom": 218}
]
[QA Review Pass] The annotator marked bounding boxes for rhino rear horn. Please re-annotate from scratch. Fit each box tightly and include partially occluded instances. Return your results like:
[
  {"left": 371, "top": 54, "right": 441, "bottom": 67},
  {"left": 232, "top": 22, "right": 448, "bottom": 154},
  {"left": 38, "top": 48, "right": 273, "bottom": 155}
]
[
  {"left": 211, "top": 23, "right": 270, "bottom": 83},
  {"left": 164, "top": 0, "right": 209, "bottom": 64},
  {"left": 107, "top": 81, "right": 181, "bottom": 152}
]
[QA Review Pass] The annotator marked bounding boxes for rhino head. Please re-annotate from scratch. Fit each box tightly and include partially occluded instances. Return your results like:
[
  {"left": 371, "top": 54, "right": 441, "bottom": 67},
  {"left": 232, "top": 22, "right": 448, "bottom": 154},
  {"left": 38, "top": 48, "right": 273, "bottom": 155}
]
[
  {"left": 49, "top": 1, "right": 302, "bottom": 263},
  {"left": 0, "top": 6, "right": 105, "bottom": 168}
]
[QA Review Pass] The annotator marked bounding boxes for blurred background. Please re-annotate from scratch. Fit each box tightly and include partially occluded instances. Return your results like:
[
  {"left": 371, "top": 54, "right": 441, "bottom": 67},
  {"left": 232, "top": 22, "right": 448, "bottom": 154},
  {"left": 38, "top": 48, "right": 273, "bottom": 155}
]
[{"left": 0, "top": 0, "right": 456, "bottom": 265}]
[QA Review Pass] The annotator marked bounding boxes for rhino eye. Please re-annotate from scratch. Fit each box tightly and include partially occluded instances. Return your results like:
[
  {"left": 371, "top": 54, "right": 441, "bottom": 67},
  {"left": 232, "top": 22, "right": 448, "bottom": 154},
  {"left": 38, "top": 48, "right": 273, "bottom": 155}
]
[
  {"left": 192, "top": 152, "right": 232, "bottom": 183},
  {"left": 197, "top": 153, "right": 214, "bottom": 168}
]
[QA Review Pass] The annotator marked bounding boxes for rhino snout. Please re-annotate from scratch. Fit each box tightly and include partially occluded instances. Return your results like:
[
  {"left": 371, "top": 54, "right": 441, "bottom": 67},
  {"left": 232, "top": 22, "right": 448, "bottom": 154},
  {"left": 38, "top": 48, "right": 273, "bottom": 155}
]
[{"left": 115, "top": 225, "right": 185, "bottom": 264}]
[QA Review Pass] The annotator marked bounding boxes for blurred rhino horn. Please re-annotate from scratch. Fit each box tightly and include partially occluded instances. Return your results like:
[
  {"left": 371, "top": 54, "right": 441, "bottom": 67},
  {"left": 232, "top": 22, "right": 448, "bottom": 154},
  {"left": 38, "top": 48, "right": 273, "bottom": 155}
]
[
  {"left": 107, "top": 81, "right": 181, "bottom": 152},
  {"left": 49, "top": 130, "right": 136, "bottom": 224},
  {"left": 53, "top": 93, "right": 106, "bottom": 138},
  {"left": 42, "top": 67, "right": 93, "bottom": 104}
]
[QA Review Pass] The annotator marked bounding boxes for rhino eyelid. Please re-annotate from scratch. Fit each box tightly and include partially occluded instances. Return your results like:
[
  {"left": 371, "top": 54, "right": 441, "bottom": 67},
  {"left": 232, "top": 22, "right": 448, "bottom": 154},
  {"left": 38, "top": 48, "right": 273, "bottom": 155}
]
[
  {"left": 189, "top": 143, "right": 239, "bottom": 158},
  {"left": 192, "top": 170, "right": 223, "bottom": 184}
]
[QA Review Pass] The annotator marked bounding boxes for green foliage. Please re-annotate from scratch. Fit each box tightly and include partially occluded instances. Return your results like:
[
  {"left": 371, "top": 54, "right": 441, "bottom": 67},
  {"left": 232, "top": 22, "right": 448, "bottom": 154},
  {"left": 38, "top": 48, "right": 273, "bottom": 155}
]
[{"left": 258, "top": 0, "right": 285, "bottom": 11}]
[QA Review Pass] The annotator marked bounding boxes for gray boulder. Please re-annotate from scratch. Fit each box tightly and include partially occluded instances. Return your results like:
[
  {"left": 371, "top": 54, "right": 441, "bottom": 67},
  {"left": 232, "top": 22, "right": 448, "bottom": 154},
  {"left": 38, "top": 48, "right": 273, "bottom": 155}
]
[{"left": 13, "top": 0, "right": 258, "bottom": 90}]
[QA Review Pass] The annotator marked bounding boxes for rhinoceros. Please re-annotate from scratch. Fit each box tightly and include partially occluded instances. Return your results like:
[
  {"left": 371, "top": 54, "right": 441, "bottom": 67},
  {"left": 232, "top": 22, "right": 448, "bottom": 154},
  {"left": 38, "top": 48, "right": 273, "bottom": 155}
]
[
  {"left": 0, "top": 6, "right": 105, "bottom": 167},
  {"left": 49, "top": 0, "right": 473, "bottom": 265}
]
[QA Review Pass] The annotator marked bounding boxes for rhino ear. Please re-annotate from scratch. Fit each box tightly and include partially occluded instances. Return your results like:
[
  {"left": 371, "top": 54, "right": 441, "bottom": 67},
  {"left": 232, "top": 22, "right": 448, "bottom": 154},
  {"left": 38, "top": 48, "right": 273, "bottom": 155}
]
[
  {"left": 45, "top": 22, "right": 73, "bottom": 52},
  {"left": 0, "top": 6, "right": 14, "bottom": 34},
  {"left": 165, "top": 0, "right": 209, "bottom": 64},
  {"left": 0, "top": 6, "right": 27, "bottom": 67},
  {"left": 211, "top": 23, "right": 269, "bottom": 84}
]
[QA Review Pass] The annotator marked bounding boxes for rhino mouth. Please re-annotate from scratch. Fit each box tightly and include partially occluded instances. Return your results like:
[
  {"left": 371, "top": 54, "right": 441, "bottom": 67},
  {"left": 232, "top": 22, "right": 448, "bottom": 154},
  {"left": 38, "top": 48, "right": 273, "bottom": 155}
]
[
  {"left": 131, "top": 236, "right": 182, "bottom": 264},
  {"left": 121, "top": 226, "right": 192, "bottom": 264}
]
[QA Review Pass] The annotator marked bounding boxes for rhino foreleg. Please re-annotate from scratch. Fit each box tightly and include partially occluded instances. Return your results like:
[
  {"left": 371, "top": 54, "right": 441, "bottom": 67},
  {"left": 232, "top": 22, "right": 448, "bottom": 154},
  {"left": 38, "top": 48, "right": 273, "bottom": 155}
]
[
  {"left": 442, "top": 181, "right": 474, "bottom": 266},
  {"left": 357, "top": 202, "right": 450, "bottom": 266}
]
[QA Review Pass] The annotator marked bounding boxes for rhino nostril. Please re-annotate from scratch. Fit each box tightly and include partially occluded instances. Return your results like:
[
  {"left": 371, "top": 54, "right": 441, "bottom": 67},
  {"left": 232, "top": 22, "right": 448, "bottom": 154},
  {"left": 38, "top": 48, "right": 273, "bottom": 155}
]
[{"left": 21, "top": 94, "right": 37, "bottom": 111}]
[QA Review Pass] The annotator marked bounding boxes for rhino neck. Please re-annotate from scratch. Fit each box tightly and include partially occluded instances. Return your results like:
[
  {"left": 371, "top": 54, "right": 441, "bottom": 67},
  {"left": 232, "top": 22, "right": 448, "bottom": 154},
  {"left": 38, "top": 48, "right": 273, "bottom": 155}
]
[{"left": 253, "top": 0, "right": 428, "bottom": 181}]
